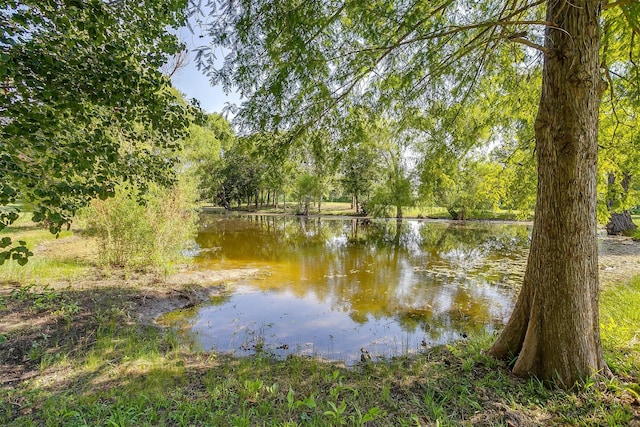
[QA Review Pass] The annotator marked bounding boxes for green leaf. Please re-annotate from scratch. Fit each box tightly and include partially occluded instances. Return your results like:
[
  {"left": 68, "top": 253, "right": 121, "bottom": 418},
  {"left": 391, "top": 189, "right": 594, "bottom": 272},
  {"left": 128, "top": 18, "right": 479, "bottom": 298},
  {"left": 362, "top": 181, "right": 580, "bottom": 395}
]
[
  {"left": 286, "top": 387, "right": 295, "bottom": 407},
  {"left": 2, "top": 0, "right": 190, "bottom": 266}
]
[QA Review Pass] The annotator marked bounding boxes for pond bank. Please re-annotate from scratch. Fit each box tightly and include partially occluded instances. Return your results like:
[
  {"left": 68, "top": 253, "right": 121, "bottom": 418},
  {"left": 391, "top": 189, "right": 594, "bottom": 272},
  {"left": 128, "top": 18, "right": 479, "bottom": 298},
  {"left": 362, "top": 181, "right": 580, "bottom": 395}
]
[
  {"left": 199, "top": 204, "right": 533, "bottom": 223},
  {"left": 1, "top": 231, "right": 640, "bottom": 425},
  {"left": 1, "top": 272, "right": 639, "bottom": 426}
]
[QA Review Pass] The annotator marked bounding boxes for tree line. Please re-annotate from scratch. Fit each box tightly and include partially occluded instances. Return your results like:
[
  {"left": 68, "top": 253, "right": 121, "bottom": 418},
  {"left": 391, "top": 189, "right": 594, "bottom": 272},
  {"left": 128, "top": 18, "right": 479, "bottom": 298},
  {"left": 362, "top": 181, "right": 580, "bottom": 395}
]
[{"left": 189, "top": 97, "right": 638, "bottom": 229}]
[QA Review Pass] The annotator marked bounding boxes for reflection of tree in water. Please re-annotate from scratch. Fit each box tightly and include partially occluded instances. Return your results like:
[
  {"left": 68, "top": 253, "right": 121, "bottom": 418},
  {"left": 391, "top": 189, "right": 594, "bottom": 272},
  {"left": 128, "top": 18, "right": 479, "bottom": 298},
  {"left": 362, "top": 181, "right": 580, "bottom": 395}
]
[
  {"left": 362, "top": 219, "right": 421, "bottom": 250},
  {"left": 193, "top": 215, "right": 530, "bottom": 336},
  {"left": 195, "top": 216, "right": 344, "bottom": 263},
  {"left": 418, "top": 222, "right": 530, "bottom": 288}
]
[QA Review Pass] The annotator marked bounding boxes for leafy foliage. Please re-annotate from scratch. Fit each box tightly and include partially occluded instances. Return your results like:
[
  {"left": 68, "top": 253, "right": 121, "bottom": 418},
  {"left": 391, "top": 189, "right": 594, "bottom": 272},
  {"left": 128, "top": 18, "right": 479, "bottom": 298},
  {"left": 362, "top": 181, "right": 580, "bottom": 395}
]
[
  {"left": 597, "top": 5, "right": 640, "bottom": 224},
  {"left": 341, "top": 143, "right": 379, "bottom": 214},
  {"left": 213, "top": 136, "right": 265, "bottom": 209},
  {"left": 293, "top": 172, "right": 322, "bottom": 215},
  {"left": 197, "top": 0, "right": 545, "bottom": 136},
  {"left": 80, "top": 180, "right": 197, "bottom": 271},
  {"left": 1, "top": 0, "right": 192, "bottom": 264},
  {"left": 182, "top": 113, "right": 235, "bottom": 202},
  {"left": 432, "top": 157, "right": 503, "bottom": 220},
  {"left": 368, "top": 174, "right": 413, "bottom": 219}
]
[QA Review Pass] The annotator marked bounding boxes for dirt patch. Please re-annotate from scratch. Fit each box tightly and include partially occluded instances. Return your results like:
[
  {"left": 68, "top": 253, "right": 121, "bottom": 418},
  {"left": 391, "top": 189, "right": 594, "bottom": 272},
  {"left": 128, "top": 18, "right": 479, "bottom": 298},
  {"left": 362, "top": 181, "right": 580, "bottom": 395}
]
[
  {"left": 0, "top": 265, "right": 259, "bottom": 387},
  {"left": 599, "top": 235, "right": 640, "bottom": 286},
  {"left": 29, "top": 266, "right": 261, "bottom": 325},
  {"left": 136, "top": 268, "right": 260, "bottom": 324},
  {"left": 166, "top": 268, "right": 260, "bottom": 287},
  {"left": 33, "top": 234, "right": 100, "bottom": 262}
]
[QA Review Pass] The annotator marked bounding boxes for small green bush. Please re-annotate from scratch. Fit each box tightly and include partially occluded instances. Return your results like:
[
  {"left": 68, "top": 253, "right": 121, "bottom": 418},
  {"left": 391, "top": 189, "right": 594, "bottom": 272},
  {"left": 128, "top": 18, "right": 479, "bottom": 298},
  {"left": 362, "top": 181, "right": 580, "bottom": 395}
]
[{"left": 80, "top": 179, "right": 197, "bottom": 271}]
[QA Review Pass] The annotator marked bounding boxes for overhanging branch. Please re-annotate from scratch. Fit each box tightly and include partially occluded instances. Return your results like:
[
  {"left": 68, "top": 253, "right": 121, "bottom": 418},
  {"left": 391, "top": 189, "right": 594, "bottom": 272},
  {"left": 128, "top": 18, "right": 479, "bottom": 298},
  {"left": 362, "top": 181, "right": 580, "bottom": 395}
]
[{"left": 509, "top": 36, "right": 550, "bottom": 56}]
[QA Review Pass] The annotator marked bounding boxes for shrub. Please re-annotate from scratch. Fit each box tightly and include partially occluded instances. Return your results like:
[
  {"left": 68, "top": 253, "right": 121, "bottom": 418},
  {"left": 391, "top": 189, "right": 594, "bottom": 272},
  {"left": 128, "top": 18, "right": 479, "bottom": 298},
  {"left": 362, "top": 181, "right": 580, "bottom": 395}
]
[{"left": 79, "top": 179, "right": 197, "bottom": 271}]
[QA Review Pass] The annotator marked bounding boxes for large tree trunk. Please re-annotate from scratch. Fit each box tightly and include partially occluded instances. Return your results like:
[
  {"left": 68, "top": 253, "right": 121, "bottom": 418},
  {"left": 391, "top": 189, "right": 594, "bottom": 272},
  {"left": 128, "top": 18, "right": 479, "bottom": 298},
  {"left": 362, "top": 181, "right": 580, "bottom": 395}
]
[
  {"left": 489, "top": 0, "right": 610, "bottom": 387},
  {"left": 606, "top": 172, "right": 637, "bottom": 235},
  {"left": 606, "top": 211, "right": 637, "bottom": 235}
]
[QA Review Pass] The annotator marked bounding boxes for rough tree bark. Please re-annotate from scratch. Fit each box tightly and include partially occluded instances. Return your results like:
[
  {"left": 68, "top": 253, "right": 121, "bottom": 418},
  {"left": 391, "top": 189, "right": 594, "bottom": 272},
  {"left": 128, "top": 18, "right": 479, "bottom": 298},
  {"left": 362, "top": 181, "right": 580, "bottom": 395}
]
[{"left": 489, "top": 0, "right": 610, "bottom": 387}]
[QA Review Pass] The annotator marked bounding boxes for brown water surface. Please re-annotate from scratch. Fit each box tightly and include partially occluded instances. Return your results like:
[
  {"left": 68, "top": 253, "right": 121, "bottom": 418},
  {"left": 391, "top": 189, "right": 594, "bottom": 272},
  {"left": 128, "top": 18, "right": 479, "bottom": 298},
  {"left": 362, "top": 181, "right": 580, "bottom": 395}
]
[{"left": 160, "top": 215, "right": 532, "bottom": 364}]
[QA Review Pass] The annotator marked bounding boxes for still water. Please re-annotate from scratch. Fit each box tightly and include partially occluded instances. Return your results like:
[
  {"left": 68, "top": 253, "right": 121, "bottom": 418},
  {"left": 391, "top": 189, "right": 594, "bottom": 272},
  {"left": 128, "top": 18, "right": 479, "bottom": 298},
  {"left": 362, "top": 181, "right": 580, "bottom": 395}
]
[{"left": 161, "top": 215, "right": 531, "bottom": 365}]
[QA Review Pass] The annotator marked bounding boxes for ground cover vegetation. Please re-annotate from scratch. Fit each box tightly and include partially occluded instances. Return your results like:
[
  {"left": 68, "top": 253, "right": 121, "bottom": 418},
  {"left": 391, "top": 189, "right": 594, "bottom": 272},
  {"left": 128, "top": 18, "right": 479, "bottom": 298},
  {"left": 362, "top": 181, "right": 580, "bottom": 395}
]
[
  {"left": 0, "top": 259, "right": 638, "bottom": 425},
  {"left": 1, "top": 0, "right": 640, "bottom": 424}
]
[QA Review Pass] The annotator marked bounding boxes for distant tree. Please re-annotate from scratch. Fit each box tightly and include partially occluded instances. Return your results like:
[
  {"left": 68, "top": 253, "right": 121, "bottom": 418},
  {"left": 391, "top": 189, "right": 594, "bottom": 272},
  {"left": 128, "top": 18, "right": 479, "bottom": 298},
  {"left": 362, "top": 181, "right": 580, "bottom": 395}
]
[
  {"left": 253, "top": 132, "right": 296, "bottom": 209},
  {"left": 483, "top": 62, "right": 540, "bottom": 219},
  {"left": 293, "top": 173, "right": 321, "bottom": 216},
  {"left": 597, "top": 22, "right": 640, "bottom": 235},
  {"left": 183, "top": 113, "right": 235, "bottom": 202},
  {"left": 341, "top": 144, "right": 379, "bottom": 214},
  {"left": 1, "top": 0, "right": 191, "bottom": 264},
  {"left": 215, "top": 142, "right": 263, "bottom": 209},
  {"left": 415, "top": 100, "right": 496, "bottom": 219},
  {"left": 304, "top": 130, "right": 341, "bottom": 213},
  {"left": 368, "top": 171, "right": 413, "bottom": 219},
  {"left": 340, "top": 109, "right": 382, "bottom": 214},
  {"left": 598, "top": 96, "right": 639, "bottom": 236},
  {"left": 434, "top": 157, "right": 503, "bottom": 220},
  {"left": 491, "top": 138, "right": 537, "bottom": 219},
  {"left": 360, "top": 119, "right": 415, "bottom": 219}
]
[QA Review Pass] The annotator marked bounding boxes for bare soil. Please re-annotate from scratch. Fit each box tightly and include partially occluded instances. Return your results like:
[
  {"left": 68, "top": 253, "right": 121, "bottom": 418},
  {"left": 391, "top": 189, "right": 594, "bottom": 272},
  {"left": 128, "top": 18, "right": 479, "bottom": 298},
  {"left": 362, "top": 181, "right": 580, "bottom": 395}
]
[
  {"left": 598, "top": 234, "right": 640, "bottom": 286},
  {"left": 0, "top": 236, "right": 259, "bottom": 388}
]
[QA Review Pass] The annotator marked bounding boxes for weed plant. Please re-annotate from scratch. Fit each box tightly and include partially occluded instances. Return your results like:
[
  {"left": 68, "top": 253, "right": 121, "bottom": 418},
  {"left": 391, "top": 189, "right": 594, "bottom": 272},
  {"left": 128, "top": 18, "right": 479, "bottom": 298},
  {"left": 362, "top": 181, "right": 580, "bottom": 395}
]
[{"left": 79, "top": 179, "right": 197, "bottom": 272}]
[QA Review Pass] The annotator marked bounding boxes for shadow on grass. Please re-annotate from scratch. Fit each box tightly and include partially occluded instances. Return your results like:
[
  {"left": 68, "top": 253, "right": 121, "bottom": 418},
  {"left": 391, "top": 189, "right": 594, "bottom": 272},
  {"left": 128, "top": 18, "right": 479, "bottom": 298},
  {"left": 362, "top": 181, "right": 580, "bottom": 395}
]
[{"left": 1, "top": 282, "right": 639, "bottom": 426}]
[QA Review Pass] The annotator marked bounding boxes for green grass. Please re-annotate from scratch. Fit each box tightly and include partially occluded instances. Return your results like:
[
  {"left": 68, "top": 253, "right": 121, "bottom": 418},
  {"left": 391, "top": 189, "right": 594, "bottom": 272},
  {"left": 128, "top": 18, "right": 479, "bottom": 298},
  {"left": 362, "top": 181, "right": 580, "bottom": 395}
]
[
  {"left": 600, "top": 276, "right": 640, "bottom": 376},
  {"left": 1, "top": 215, "right": 73, "bottom": 247},
  {"left": 0, "top": 256, "right": 91, "bottom": 284},
  {"left": 1, "top": 278, "right": 639, "bottom": 426},
  {"left": 0, "top": 216, "right": 90, "bottom": 283}
]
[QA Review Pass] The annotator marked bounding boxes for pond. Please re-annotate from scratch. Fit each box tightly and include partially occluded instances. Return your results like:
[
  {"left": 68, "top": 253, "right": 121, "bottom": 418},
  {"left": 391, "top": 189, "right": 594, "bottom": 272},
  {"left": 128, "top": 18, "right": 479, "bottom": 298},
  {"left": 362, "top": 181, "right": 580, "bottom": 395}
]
[{"left": 160, "top": 215, "right": 532, "bottom": 365}]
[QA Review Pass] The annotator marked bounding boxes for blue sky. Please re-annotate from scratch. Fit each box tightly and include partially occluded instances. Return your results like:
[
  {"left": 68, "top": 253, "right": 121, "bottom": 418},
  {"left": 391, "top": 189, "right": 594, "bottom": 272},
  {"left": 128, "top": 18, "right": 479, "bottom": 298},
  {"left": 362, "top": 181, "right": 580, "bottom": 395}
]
[{"left": 170, "top": 27, "right": 240, "bottom": 114}]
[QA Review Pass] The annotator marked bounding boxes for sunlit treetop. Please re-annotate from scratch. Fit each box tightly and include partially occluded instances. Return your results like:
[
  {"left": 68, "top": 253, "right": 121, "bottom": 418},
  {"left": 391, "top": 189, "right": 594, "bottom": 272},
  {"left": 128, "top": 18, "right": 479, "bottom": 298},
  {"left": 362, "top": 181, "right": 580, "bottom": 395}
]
[{"left": 196, "top": 0, "right": 547, "bottom": 132}]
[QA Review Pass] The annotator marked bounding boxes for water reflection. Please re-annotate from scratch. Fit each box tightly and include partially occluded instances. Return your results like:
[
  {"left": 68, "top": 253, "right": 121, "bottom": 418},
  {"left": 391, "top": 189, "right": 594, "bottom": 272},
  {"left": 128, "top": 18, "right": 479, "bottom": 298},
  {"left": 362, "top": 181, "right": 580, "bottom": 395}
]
[{"left": 161, "top": 215, "right": 531, "bottom": 365}]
